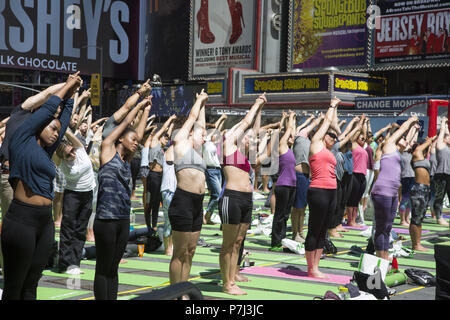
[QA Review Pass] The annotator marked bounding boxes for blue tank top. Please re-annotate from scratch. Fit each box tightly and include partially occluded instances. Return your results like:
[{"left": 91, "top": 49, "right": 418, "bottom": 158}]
[{"left": 96, "top": 152, "right": 132, "bottom": 220}]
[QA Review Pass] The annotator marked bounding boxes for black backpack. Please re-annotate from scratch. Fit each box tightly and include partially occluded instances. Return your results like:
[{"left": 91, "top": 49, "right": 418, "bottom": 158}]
[{"left": 323, "top": 238, "right": 337, "bottom": 255}]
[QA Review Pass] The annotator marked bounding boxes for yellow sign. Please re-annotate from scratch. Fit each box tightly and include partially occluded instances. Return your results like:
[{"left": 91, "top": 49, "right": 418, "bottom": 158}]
[{"left": 90, "top": 73, "right": 101, "bottom": 106}]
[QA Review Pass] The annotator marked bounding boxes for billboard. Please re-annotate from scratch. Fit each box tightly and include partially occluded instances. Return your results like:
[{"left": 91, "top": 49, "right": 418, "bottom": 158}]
[
  {"left": 0, "top": 0, "right": 146, "bottom": 80},
  {"left": 374, "top": 0, "right": 450, "bottom": 67},
  {"left": 189, "top": 0, "right": 260, "bottom": 79},
  {"left": 288, "top": 0, "right": 370, "bottom": 70}
]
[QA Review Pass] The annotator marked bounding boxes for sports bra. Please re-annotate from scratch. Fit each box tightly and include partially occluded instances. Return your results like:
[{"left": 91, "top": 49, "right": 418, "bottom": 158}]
[
  {"left": 412, "top": 159, "right": 431, "bottom": 172},
  {"left": 174, "top": 146, "right": 206, "bottom": 173},
  {"left": 223, "top": 149, "right": 251, "bottom": 173}
]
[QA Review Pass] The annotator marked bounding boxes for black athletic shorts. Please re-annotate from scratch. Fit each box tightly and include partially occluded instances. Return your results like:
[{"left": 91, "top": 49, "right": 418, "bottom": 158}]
[
  {"left": 168, "top": 188, "right": 205, "bottom": 232},
  {"left": 218, "top": 189, "right": 253, "bottom": 225}
]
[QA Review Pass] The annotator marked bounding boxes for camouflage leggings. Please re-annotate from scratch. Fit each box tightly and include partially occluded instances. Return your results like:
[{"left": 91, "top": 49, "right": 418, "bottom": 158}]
[
  {"left": 431, "top": 173, "right": 450, "bottom": 219},
  {"left": 410, "top": 183, "right": 430, "bottom": 226}
]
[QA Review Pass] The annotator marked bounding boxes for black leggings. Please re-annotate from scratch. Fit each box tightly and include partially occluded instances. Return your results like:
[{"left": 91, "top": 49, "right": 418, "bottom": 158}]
[
  {"left": 1, "top": 199, "right": 54, "bottom": 300},
  {"left": 93, "top": 219, "right": 130, "bottom": 300},
  {"left": 347, "top": 172, "right": 366, "bottom": 207},
  {"left": 145, "top": 171, "right": 162, "bottom": 230},
  {"left": 330, "top": 173, "right": 353, "bottom": 229},
  {"left": 305, "top": 188, "right": 337, "bottom": 252},
  {"left": 130, "top": 157, "right": 141, "bottom": 191},
  {"left": 272, "top": 185, "right": 296, "bottom": 247}
]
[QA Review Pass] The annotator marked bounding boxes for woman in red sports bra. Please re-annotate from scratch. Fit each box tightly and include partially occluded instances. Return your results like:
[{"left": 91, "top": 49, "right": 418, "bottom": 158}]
[
  {"left": 219, "top": 93, "right": 267, "bottom": 295},
  {"left": 305, "top": 97, "right": 341, "bottom": 279}
]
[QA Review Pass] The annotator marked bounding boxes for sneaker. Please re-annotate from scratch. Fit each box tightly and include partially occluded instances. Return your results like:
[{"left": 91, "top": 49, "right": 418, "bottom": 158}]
[
  {"left": 269, "top": 246, "right": 283, "bottom": 252},
  {"left": 65, "top": 267, "right": 85, "bottom": 275}
]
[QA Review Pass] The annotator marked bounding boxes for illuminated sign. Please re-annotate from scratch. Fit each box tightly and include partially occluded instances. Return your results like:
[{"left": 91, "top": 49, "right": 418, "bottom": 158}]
[{"left": 243, "top": 74, "right": 330, "bottom": 95}]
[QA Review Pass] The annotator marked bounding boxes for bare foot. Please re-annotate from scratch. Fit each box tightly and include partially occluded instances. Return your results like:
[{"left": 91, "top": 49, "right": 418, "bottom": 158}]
[
  {"left": 130, "top": 196, "right": 140, "bottom": 201},
  {"left": 329, "top": 232, "right": 344, "bottom": 238},
  {"left": 120, "top": 259, "right": 127, "bottom": 264},
  {"left": 400, "top": 222, "right": 410, "bottom": 227},
  {"left": 54, "top": 222, "right": 61, "bottom": 228},
  {"left": 86, "top": 236, "right": 95, "bottom": 242},
  {"left": 437, "top": 218, "right": 449, "bottom": 226},
  {"left": 308, "top": 270, "right": 329, "bottom": 279},
  {"left": 263, "top": 189, "right": 270, "bottom": 193},
  {"left": 235, "top": 273, "right": 250, "bottom": 282},
  {"left": 336, "top": 226, "right": 349, "bottom": 232},
  {"left": 347, "top": 223, "right": 363, "bottom": 228},
  {"left": 165, "top": 250, "right": 173, "bottom": 256},
  {"left": 223, "top": 284, "right": 247, "bottom": 295},
  {"left": 412, "top": 245, "right": 429, "bottom": 252}
]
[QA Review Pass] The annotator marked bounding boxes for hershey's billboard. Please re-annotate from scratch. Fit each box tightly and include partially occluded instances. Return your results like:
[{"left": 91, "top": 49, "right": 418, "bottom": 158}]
[{"left": 0, "top": 0, "right": 146, "bottom": 80}]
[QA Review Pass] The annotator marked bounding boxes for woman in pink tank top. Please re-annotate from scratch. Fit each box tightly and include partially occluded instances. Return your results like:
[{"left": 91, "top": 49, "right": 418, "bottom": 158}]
[{"left": 305, "top": 97, "right": 341, "bottom": 279}]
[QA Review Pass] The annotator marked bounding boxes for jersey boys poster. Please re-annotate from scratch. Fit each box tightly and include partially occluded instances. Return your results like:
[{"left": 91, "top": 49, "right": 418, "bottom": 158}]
[
  {"left": 374, "top": 0, "right": 450, "bottom": 65},
  {"left": 290, "top": 0, "right": 369, "bottom": 69}
]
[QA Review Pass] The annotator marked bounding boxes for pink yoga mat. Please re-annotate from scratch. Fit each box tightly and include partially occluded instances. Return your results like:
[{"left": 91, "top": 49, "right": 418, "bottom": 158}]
[{"left": 240, "top": 266, "right": 352, "bottom": 284}]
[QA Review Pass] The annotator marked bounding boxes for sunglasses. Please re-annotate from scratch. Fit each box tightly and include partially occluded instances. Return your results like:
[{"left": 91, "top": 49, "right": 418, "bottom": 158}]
[{"left": 326, "top": 132, "right": 337, "bottom": 140}]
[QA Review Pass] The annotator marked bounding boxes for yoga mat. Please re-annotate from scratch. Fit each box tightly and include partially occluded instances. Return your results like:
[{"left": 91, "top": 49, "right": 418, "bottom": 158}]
[
  {"left": 37, "top": 287, "right": 91, "bottom": 300},
  {"left": 193, "top": 273, "right": 341, "bottom": 297},
  {"left": 333, "top": 254, "right": 436, "bottom": 269},
  {"left": 240, "top": 266, "right": 352, "bottom": 285},
  {"left": 192, "top": 282, "right": 312, "bottom": 300},
  {"left": 42, "top": 268, "right": 168, "bottom": 287}
]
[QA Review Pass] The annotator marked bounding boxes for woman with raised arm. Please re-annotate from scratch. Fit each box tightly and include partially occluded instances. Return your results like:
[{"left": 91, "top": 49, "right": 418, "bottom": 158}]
[
  {"left": 93, "top": 97, "right": 152, "bottom": 300},
  {"left": 409, "top": 136, "right": 437, "bottom": 251},
  {"left": 398, "top": 123, "right": 420, "bottom": 227},
  {"left": 329, "top": 117, "right": 363, "bottom": 238},
  {"left": 219, "top": 93, "right": 267, "bottom": 295},
  {"left": 291, "top": 114, "right": 321, "bottom": 242},
  {"left": 270, "top": 111, "right": 297, "bottom": 251},
  {"left": 370, "top": 116, "right": 419, "bottom": 260},
  {"left": 54, "top": 129, "right": 96, "bottom": 275},
  {"left": 144, "top": 114, "right": 177, "bottom": 232},
  {"left": 1, "top": 73, "right": 81, "bottom": 300},
  {"left": 346, "top": 116, "right": 369, "bottom": 228},
  {"left": 431, "top": 117, "right": 450, "bottom": 226},
  {"left": 305, "top": 97, "right": 340, "bottom": 278},
  {"left": 168, "top": 90, "right": 208, "bottom": 285},
  {"left": 203, "top": 114, "right": 227, "bottom": 225}
]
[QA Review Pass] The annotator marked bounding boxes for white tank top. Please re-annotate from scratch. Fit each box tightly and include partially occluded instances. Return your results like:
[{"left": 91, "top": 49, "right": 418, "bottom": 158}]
[{"left": 161, "top": 154, "right": 177, "bottom": 193}]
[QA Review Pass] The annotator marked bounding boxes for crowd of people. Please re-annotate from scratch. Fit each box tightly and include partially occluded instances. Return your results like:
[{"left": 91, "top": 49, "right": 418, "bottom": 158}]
[{"left": 0, "top": 73, "right": 449, "bottom": 300}]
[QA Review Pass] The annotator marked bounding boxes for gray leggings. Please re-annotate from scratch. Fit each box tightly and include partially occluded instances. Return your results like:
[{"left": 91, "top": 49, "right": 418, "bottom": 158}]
[
  {"left": 410, "top": 183, "right": 430, "bottom": 226},
  {"left": 372, "top": 193, "right": 397, "bottom": 252}
]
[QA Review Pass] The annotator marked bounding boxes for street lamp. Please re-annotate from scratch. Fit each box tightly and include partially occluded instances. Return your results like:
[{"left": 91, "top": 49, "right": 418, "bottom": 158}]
[{"left": 81, "top": 45, "right": 103, "bottom": 118}]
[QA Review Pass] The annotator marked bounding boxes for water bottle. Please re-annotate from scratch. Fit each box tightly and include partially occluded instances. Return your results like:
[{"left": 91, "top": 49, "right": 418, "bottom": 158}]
[
  {"left": 338, "top": 287, "right": 350, "bottom": 300},
  {"left": 130, "top": 208, "right": 135, "bottom": 231}
]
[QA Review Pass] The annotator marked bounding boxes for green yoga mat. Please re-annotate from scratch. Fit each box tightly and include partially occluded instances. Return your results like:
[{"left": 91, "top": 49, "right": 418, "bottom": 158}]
[
  {"left": 192, "top": 282, "right": 312, "bottom": 300},
  {"left": 37, "top": 287, "right": 91, "bottom": 300},
  {"left": 42, "top": 268, "right": 169, "bottom": 287}
]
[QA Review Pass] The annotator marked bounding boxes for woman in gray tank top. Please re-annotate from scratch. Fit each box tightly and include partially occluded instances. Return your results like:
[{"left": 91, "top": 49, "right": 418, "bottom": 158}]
[
  {"left": 168, "top": 90, "right": 208, "bottom": 285},
  {"left": 431, "top": 117, "right": 450, "bottom": 226}
]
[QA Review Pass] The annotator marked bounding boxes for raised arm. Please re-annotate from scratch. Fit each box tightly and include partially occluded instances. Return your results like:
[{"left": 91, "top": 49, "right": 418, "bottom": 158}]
[
  {"left": 113, "top": 79, "right": 152, "bottom": 124},
  {"left": 64, "top": 128, "right": 85, "bottom": 149},
  {"left": 134, "top": 96, "right": 153, "bottom": 143},
  {"left": 226, "top": 93, "right": 267, "bottom": 146},
  {"left": 436, "top": 117, "right": 448, "bottom": 150},
  {"left": 22, "top": 82, "right": 66, "bottom": 111},
  {"left": 383, "top": 116, "right": 419, "bottom": 154},
  {"left": 173, "top": 90, "right": 208, "bottom": 144},
  {"left": 310, "top": 97, "right": 340, "bottom": 147},
  {"left": 101, "top": 99, "right": 148, "bottom": 164}
]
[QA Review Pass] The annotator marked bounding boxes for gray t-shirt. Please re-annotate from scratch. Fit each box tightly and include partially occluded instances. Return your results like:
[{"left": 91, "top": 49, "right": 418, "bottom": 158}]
[
  {"left": 400, "top": 152, "right": 415, "bottom": 178},
  {"left": 102, "top": 116, "right": 119, "bottom": 140},
  {"left": 293, "top": 136, "right": 310, "bottom": 166},
  {"left": 436, "top": 146, "right": 450, "bottom": 175},
  {"left": 331, "top": 142, "right": 345, "bottom": 181}
]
